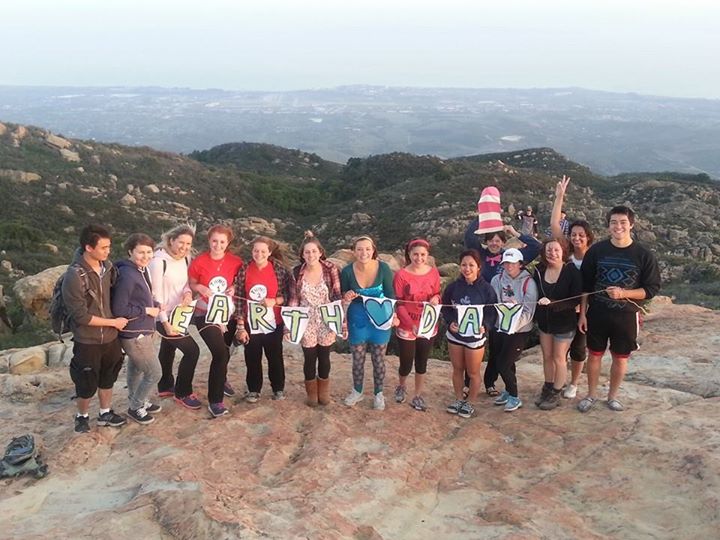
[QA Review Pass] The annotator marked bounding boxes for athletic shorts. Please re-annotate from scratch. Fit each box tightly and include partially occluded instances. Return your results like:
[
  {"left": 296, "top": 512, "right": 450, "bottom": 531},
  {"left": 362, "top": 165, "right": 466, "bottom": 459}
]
[
  {"left": 69, "top": 339, "right": 124, "bottom": 399},
  {"left": 586, "top": 306, "right": 639, "bottom": 357},
  {"left": 446, "top": 330, "right": 487, "bottom": 350}
]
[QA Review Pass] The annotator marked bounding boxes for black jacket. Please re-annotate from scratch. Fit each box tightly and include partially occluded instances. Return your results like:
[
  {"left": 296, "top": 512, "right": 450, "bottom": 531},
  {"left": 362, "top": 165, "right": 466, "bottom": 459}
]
[{"left": 533, "top": 262, "right": 582, "bottom": 334}]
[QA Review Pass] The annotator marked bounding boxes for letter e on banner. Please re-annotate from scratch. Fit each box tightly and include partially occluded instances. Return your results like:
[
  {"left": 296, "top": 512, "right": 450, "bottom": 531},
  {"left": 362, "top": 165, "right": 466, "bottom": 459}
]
[
  {"left": 319, "top": 300, "right": 344, "bottom": 335},
  {"left": 169, "top": 301, "right": 196, "bottom": 335},
  {"left": 205, "top": 294, "right": 234, "bottom": 325},
  {"left": 416, "top": 303, "right": 441, "bottom": 339}
]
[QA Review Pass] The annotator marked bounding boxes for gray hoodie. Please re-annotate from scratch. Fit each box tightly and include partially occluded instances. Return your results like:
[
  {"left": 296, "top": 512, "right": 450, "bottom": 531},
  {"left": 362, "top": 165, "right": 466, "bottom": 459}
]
[
  {"left": 490, "top": 268, "right": 538, "bottom": 334},
  {"left": 61, "top": 248, "right": 118, "bottom": 344}
]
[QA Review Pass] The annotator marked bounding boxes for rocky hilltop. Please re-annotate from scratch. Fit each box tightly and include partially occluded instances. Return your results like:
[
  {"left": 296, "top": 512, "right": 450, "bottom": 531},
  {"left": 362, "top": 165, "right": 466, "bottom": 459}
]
[{"left": 0, "top": 298, "right": 718, "bottom": 539}]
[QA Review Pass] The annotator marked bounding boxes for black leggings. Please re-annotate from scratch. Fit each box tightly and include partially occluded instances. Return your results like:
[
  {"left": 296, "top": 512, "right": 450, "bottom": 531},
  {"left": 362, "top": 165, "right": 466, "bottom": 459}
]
[
  {"left": 397, "top": 337, "right": 433, "bottom": 377},
  {"left": 156, "top": 322, "right": 200, "bottom": 398},
  {"left": 302, "top": 345, "right": 332, "bottom": 380},
  {"left": 482, "top": 331, "right": 499, "bottom": 390},
  {"left": 569, "top": 330, "right": 587, "bottom": 362},
  {"left": 244, "top": 325, "right": 285, "bottom": 393},
  {"left": 193, "top": 317, "right": 235, "bottom": 404},
  {"left": 490, "top": 330, "right": 530, "bottom": 397}
]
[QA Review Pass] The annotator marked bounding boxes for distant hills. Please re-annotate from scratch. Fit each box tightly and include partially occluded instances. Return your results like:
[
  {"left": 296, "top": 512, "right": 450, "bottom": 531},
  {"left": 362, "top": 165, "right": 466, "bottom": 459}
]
[
  {"left": 1, "top": 120, "right": 719, "bottom": 318},
  {"left": 1, "top": 85, "right": 720, "bottom": 177}
]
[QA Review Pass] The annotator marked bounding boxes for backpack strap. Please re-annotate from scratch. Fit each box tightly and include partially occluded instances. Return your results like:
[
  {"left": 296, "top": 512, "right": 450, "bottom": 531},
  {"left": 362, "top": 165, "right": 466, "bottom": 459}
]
[{"left": 522, "top": 276, "right": 531, "bottom": 296}]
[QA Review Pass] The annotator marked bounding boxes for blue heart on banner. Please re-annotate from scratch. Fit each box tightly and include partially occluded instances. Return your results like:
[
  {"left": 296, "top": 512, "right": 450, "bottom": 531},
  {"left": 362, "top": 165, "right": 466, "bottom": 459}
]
[{"left": 364, "top": 297, "right": 395, "bottom": 328}]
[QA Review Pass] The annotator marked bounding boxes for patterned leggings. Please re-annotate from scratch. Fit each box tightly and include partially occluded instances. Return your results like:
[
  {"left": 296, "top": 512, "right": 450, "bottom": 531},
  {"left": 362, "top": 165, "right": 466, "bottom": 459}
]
[{"left": 351, "top": 343, "right": 386, "bottom": 394}]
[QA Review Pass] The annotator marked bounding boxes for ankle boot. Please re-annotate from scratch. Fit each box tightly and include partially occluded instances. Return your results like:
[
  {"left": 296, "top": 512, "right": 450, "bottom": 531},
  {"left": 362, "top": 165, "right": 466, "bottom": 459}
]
[
  {"left": 317, "top": 378, "right": 330, "bottom": 405},
  {"left": 304, "top": 379, "right": 319, "bottom": 407}
]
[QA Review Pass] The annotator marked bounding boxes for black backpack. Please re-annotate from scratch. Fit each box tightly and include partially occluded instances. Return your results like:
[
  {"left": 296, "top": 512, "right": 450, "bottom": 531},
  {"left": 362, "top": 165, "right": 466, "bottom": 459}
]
[{"left": 49, "top": 264, "right": 95, "bottom": 340}]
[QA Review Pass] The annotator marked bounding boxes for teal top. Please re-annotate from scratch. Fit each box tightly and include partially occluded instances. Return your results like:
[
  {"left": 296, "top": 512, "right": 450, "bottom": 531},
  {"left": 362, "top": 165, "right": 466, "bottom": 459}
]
[{"left": 341, "top": 261, "right": 395, "bottom": 345}]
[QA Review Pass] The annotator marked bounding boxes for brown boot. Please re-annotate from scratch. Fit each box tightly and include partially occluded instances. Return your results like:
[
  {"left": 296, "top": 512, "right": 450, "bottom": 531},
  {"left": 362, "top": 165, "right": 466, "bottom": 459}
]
[
  {"left": 305, "top": 379, "right": 319, "bottom": 407},
  {"left": 317, "top": 378, "right": 330, "bottom": 405}
]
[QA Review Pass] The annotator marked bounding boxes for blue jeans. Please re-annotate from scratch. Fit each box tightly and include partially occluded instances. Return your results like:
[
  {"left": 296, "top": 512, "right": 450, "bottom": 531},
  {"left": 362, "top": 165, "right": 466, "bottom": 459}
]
[{"left": 122, "top": 335, "right": 162, "bottom": 411}]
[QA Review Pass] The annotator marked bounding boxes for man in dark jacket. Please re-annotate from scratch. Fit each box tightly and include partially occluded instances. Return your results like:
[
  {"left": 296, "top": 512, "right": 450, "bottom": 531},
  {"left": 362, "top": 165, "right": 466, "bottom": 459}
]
[{"left": 63, "top": 225, "right": 129, "bottom": 433}]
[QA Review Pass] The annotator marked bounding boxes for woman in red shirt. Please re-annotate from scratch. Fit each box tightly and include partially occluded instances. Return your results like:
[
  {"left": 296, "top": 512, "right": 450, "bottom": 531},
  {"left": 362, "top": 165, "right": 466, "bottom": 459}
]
[
  {"left": 393, "top": 239, "right": 441, "bottom": 412},
  {"left": 188, "top": 224, "right": 243, "bottom": 418},
  {"left": 234, "top": 236, "right": 296, "bottom": 403}
]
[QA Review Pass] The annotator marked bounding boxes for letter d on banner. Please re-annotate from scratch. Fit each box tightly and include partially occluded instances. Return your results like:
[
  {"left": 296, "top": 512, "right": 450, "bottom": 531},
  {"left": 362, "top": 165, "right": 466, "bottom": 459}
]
[
  {"left": 416, "top": 303, "right": 441, "bottom": 339},
  {"left": 319, "top": 300, "right": 344, "bottom": 335}
]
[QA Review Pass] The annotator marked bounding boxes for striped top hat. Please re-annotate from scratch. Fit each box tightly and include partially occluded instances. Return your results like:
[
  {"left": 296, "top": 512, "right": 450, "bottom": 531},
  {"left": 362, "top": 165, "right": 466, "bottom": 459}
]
[{"left": 474, "top": 186, "right": 504, "bottom": 235}]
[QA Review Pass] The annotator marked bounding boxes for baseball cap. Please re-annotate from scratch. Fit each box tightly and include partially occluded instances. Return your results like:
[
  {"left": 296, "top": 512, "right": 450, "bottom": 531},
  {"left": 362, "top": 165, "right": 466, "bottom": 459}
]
[{"left": 501, "top": 248, "right": 523, "bottom": 264}]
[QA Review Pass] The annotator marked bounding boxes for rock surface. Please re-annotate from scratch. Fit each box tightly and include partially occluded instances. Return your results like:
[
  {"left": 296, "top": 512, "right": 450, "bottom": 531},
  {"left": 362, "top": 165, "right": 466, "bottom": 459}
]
[
  {"left": 12, "top": 265, "right": 67, "bottom": 318},
  {"left": 0, "top": 301, "right": 718, "bottom": 538}
]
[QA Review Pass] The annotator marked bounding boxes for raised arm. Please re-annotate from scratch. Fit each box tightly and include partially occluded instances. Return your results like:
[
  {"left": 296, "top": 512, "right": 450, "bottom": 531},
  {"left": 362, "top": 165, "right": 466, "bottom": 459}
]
[{"left": 550, "top": 175, "right": 570, "bottom": 240}]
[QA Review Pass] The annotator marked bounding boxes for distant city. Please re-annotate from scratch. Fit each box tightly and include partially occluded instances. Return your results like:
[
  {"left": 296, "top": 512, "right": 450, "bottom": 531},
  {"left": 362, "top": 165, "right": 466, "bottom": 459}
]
[{"left": 1, "top": 85, "right": 719, "bottom": 177}]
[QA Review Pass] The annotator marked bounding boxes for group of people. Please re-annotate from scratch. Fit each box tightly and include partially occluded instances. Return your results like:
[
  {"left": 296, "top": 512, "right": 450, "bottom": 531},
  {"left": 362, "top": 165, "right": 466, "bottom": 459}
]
[{"left": 61, "top": 176, "right": 661, "bottom": 433}]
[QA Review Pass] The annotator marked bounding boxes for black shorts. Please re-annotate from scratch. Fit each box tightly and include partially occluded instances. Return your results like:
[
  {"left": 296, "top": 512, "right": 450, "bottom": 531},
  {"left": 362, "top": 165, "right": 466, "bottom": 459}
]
[
  {"left": 586, "top": 307, "right": 639, "bottom": 358},
  {"left": 69, "top": 339, "right": 124, "bottom": 399}
]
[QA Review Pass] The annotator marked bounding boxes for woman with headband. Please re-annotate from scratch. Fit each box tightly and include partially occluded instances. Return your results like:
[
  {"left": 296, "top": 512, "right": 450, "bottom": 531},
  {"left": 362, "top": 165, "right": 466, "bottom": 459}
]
[
  {"left": 341, "top": 235, "right": 396, "bottom": 411},
  {"left": 392, "top": 238, "right": 441, "bottom": 411}
]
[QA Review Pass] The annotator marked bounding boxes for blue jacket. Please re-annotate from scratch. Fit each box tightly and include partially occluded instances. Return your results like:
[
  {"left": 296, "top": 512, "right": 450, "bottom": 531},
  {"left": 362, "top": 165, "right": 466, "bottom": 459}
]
[
  {"left": 112, "top": 259, "right": 157, "bottom": 338},
  {"left": 441, "top": 276, "right": 498, "bottom": 345}
]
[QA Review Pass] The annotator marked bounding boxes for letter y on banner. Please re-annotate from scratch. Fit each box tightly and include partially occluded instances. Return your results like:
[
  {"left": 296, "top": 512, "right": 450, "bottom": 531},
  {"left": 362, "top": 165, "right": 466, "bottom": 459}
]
[
  {"left": 319, "top": 300, "right": 344, "bottom": 335},
  {"left": 495, "top": 303, "right": 523, "bottom": 334},
  {"left": 280, "top": 306, "right": 311, "bottom": 344},
  {"left": 247, "top": 301, "right": 277, "bottom": 334},
  {"left": 456, "top": 305, "right": 485, "bottom": 337},
  {"left": 416, "top": 303, "right": 441, "bottom": 339}
]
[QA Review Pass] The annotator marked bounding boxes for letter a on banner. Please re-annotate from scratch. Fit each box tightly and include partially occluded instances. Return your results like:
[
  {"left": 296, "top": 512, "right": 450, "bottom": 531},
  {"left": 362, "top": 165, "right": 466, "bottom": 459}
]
[
  {"left": 319, "top": 300, "right": 344, "bottom": 335},
  {"left": 205, "top": 294, "right": 234, "bottom": 325},
  {"left": 416, "top": 303, "right": 441, "bottom": 339},
  {"left": 247, "top": 301, "right": 277, "bottom": 334},
  {"left": 281, "top": 306, "right": 311, "bottom": 344},
  {"left": 169, "top": 301, "right": 196, "bottom": 335},
  {"left": 456, "top": 305, "right": 485, "bottom": 337},
  {"left": 495, "top": 303, "right": 523, "bottom": 334}
]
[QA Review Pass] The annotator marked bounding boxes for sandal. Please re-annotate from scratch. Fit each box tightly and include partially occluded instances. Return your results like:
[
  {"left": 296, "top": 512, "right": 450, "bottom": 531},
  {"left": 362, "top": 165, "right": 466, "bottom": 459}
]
[
  {"left": 607, "top": 399, "right": 625, "bottom": 412},
  {"left": 486, "top": 386, "right": 500, "bottom": 397},
  {"left": 577, "top": 396, "right": 596, "bottom": 413}
]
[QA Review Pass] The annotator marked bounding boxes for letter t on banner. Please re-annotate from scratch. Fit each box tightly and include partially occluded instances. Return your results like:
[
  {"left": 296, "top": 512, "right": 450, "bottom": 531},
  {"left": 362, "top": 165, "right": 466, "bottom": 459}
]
[
  {"left": 416, "top": 303, "right": 441, "bottom": 339},
  {"left": 248, "top": 301, "right": 277, "bottom": 334},
  {"left": 319, "top": 300, "right": 344, "bottom": 335},
  {"left": 280, "top": 306, "right": 311, "bottom": 344}
]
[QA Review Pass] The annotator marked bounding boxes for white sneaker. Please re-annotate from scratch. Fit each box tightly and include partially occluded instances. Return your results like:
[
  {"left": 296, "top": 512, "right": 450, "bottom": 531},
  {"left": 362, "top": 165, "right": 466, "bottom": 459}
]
[
  {"left": 562, "top": 384, "right": 578, "bottom": 399},
  {"left": 373, "top": 393, "right": 386, "bottom": 411},
  {"left": 344, "top": 389, "right": 364, "bottom": 407}
]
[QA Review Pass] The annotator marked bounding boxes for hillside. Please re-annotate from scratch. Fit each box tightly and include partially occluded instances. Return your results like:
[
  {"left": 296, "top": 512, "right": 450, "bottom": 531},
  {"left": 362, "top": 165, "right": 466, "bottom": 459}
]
[{"left": 1, "top": 120, "right": 719, "bottom": 346}]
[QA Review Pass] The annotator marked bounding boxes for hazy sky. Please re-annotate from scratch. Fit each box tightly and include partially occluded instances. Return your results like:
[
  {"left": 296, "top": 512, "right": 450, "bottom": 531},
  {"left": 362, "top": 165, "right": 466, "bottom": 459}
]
[{"left": 2, "top": 0, "right": 718, "bottom": 98}]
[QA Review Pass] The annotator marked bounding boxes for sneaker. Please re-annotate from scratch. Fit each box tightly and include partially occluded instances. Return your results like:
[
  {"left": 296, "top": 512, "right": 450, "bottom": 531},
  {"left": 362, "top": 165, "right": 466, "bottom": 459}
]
[
  {"left": 158, "top": 386, "right": 175, "bottom": 398},
  {"left": 494, "top": 390, "right": 510, "bottom": 406},
  {"left": 534, "top": 384, "right": 552, "bottom": 407},
  {"left": 97, "top": 409, "right": 126, "bottom": 427},
  {"left": 144, "top": 402, "right": 162, "bottom": 414},
  {"left": 409, "top": 395, "right": 427, "bottom": 412},
  {"left": 373, "top": 393, "right": 386, "bottom": 410},
  {"left": 208, "top": 402, "right": 229, "bottom": 418},
  {"left": 504, "top": 396, "right": 523, "bottom": 412},
  {"left": 458, "top": 401, "right": 475, "bottom": 418},
  {"left": 174, "top": 394, "right": 202, "bottom": 410},
  {"left": 223, "top": 381, "right": 236, "bottom": 397},
  {"left": 538, "top": 391, "right": 561, "bottom": 411},
  {"left": 127, "top": 407, "right": 155, "bottom": 425},
  {"left": 394, "top": 385, "right": 407, "bottom": 403},
  {"left": 272, "top": 390, "right": 286, "bottom": 401},
  {"left": 74, "top": 414, "right": 90, "bottom": 434},
  {"left": 244, "top": 391, "right": 260, "bottom": 403},
  {"left": 577, "top": 396, "right": 597, "bottom": 413},
  {"left": 562, "top": 384, "right": 578, "bottom": 399},
  {"left": 607, "top": 399, "right": 625, "bottom": 412},
  {"left": 446, "top": 399, "right": 463, "bottom": 414},
  {"left": 344, "top": 389, "right": 365, "bottom": 407}
]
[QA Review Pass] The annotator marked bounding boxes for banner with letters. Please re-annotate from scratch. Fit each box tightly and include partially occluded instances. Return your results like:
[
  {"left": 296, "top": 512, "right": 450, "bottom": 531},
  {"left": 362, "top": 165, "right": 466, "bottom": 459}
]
[
  {"left": 415, "top": 303, "right": 441, "bottom": 339},
  {"left": 205, "top": 295, "right": 234, "bottom": 325},
  {"left": 280, "top": 306, "right": 311, "bottom": 344},
  {"left": 169, "top": 301, "right": 196, "bottom": 335},
  {"left": 247, "top": 301, "right": 278, "bottom": 334}
]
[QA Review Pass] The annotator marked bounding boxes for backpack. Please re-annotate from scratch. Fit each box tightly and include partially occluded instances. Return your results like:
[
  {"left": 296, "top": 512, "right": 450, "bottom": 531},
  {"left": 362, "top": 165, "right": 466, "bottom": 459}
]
[
  {"left": 49, "top": 264, "right": 95, "bottom": 341},
  {"left": 0, "top": 434, "right": 49, "bottom": 480}
]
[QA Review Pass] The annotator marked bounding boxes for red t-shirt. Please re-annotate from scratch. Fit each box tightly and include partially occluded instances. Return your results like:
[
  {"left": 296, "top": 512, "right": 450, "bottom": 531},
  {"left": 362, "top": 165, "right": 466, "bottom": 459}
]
[
  {"left": 244, "top": 261, "right": 280, "bottom": 323},
  {"left": 393, "top": 267, "right": 441, "bottom": 337},
  {"left": 188, "top": 251, "right": 243, "bottom": 313}
]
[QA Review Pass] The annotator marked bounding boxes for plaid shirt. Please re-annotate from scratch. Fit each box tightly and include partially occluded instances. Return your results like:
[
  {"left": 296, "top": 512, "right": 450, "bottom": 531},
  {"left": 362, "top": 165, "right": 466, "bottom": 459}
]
[
  {"left": 291, "top": 259, "right": 342, "bottom": 306},
  {"left": 233, "top": 260, "right": 296, "bottom": 324}
]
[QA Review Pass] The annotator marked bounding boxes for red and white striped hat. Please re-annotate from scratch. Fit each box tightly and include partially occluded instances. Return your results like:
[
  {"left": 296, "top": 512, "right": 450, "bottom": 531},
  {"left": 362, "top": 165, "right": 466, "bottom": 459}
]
[{"left": 474, "top": 186, "right": 504, "bottom": 235}]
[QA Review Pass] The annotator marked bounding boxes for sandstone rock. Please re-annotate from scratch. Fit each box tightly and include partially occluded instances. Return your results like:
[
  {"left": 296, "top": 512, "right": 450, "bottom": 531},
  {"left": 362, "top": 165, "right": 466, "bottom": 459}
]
[
  {"left": 350, "top": 212, "right": 372, "bottom": 226},
  {"left": 377, "top": 253, "right": 401, "bottom": 272},
  {"left": 45, "top": 133, "right": 72, "bottom": 149},
  {"left": 9, "top": 347, "right": 46, "bottom": 374},
  {"left": 12, "top": 265, "right": 67, "bottom": 318},
  {"left": 0, "top": 122, "right": 7, "bottom": 135},
  {"left": 47, "top": 342, "right": 69, "bottom": 368},
  {"left": 60, "top": 148, "right": 81, "bottom": 162},
  {"left": 43, "top": 243, "right": 59, "bottom": 254},
  {"left": 145, "top": 183, "right": 160, "bottom": 194},
  {"left": 13, "top": 125, "right": 28, "bottom": 140},
  {"left": 437, "top": 262, "right": 459, "bottom": 277},
  {"left": 0, "top": 169, "right": 42, "bottom": 183},
  {"left": 120, "top": 193, "right": 137, "bottom": 206}
]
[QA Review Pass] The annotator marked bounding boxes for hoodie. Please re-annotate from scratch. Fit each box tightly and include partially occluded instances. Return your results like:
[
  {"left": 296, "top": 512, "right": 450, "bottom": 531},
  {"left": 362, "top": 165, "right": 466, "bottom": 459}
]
[
  {"left": 61, "top": 247, "right": 118, "bottom": 344},
  {"left": 111, "top": 259, "right": 157, "bottom": 338},
  {"left": 147, "top": 248, "right": 192, "bottom": 323},
  {"left": 490, "top": 268, "right": 538, "bottom": 334},
  {"left": 441, "top": 275, "right": 498, "bottom": 345}
]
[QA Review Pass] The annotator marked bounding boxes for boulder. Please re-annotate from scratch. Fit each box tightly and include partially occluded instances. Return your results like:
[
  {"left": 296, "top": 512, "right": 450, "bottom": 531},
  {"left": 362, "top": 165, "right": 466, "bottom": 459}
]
[
  {"left": 437, "top": 262, "right": 459, "bottom": 277},
  {"left": 145, "top": 183, "right": 160, "bottom": 194},
  {"left": 45, "top": 133, "right": 72, "bottom": 149},
  {"left": 0, "top": 122, "right": 7, "bottom": 135},
  {"left": 47, "top": 342, "right": 70, "bottom": 368},
  {"left": 59, "top": 148, "right": 81, "bottom": 162},
  {"left": 9, "top": 347, "right": 47, "bottom": 374},
  {"left": 120, "top": 193, "right": 137, "bottom": 206},
  {"left": 0, "top": 169, "right": 42, "bottom": 183},
  {"left": 12, "top": 265, "right": 67, "bottom": 318}
]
